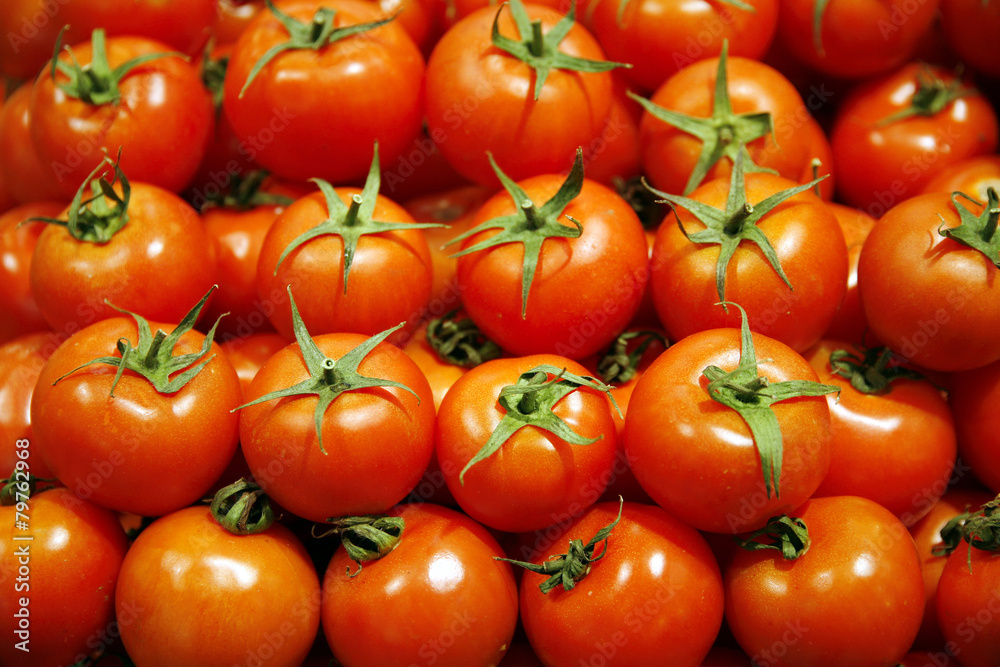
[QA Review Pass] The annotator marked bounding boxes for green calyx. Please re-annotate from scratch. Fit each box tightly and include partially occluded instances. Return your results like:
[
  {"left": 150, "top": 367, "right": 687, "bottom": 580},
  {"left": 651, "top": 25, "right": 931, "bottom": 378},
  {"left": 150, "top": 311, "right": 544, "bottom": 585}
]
[
  {"left": 234, "top": 288, "right": 420, "bottom": 455},
  {"left": 933, "top": 495, "right": 1000, "bottom": 572},
  {"left": 425, "top": 309, "right": 502, "bottom": 368},
  {"left": 497, "top": 497, "right": 623, "bottom": 593},
  {"left": 877, "top": 66, "right": 975, "bottom": 127},
  {"left": 492, "top": 0, "right": 630, "bottom": 101},
  {"left": 595, "top": 330, "right": 668, "bottom": 386},
  {"left": 703, "top": 303, "right": 839, "bottom": 498},
  {"left": 313, "top": 514, "right": 405, "bottom": 577},
  {"left": 51, "top": 285, "right": 225, "bottom": 396},
  {"left": 734, "top": 514, "right": 810, "bottom": 559},
  {"left": 273, "top": 144, "right": 445, "bottom": 293},
  {"left": 459, "top": 364, "right": 620, "bottom": 483},
  {"left": 938, "top": 187, "right": 1000, "bottom": 268},
  {"left": 446, "top": 148, "right": 586, "bottom": 318},
  {"left": 29, "top": 152, "right": 130, "bottom": 244},
  {"left": 645, "top": 149, "right": 826, "bottom": 306},
  {"left": 828, "top": 344, "right": 923, "bottom": 395},
  {"left": 0, "top": 469, "right": 56, "bottom": 506},
  {"left": 49, "top": 26, "right": 184, "bottom": 106},
  {"left": 812, "top": 0, "right": 832, "bottom": 55},
  {"left": 628, "top": 41, "right": 775, "bottom": 195},
  {"left": 200, "top": 40, "right": 228, "bottom": 112},
  {"left": 239, "top": 0, "right": 397, "bottom": 98},
  {"left": 200, "top": 169, "right": 295, "bottom": 212},
  {"left": 210, "top": 478, "right": 276, "bottom": 535}
]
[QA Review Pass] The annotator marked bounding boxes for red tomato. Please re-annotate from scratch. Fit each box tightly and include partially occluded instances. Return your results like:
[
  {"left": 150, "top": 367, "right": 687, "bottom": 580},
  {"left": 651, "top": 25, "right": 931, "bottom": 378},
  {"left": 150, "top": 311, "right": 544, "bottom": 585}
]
[
  {"left": 805, "top": 339, "right": 957, "bottom": 526},
  {"left": 623, "top": 323, "right": 833, "bottom": 533},
  {"left": 425, "top": 2, "right": 619, "bottom": 186},
  {"left": 949, "top": 359, "right": 1000, "bottom": 492},
  {"left": 936, "top": 537, "right": 1000, "bottom": 666},
  {"left": 401, "top": 320, "right": 472, "bottom": 410},
  {"left": 30, "top": 32, "right": 214, "bottom": 197},
  {"left": 221, "top": 332, "right": 290, "bottom": 398},
  {"left": 216, "top": 0, "right": 267, "bottom": 46},
  {"left": 0, "top": 84, "right": 65, "bottom": 204},
  {"left": 518, "top": 501, "right": 725, "bottom": 666},
  {"left": 921, "top": 155, "right": 1000, "bottom": 203},
  {"left": 857, "top": 191, "right": 1000, "bottom": 372},
  {"left": 238, "top": 327, "right": 436, "bottom": 522},
  {"left": 0, "top": 332, "right": 57, "bottom": 479},
  {"left": 0, "top": 487, "right": 128, "bottom": 667},
  {"left": 116, "top": 505, "right": 321, "bottom": 667},
  {"left": 725, "top": 496, "right": 925, "bottom": 666},
  {"left": 321, "top": 502, "right": 519, "bottom": 667},
  {"left": 0, "top": 201, "right": 62, "bottom": 343},
  {"left": 831, "top": 63, "right": 999, "bottom": 215},
  {"left": 589, "top": 0, "right": 778, "bottom": 93},
  {"left": 30, "top": 310, "right": 242, "bottom": 516},
  {"left": 435, "top": 355, "right": 619, "bottom": 532},
  {"left": 580, "top": 72, "right": 644, "bottom": 187},
  {"left": 940, "top": 0, "right": 1000, "bottom": 78},
  {"left": 223, "top": 0, "right": 425, "bottom": 184},
  {"left": 820, "top": 203, "right": 877, "bottom": 345}
]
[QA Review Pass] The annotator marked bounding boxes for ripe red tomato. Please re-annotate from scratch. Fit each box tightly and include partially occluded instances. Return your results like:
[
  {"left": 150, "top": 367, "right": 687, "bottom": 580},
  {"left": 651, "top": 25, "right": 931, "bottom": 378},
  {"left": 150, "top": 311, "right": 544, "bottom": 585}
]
[
  {"left": 0, "top": 84, "right": 64, "bottom": 205},
  {"left": 936, "top": 533, "right": 1000, "bottom": 666},
  {"left": 0, "top": 487, "right": 128, "bottom": 667},
  {"left": 30, "top": 32, "right": 214, "bottom": 198},
  {"left": 30, "top": 307, "right": 242, "bottom": 516},
  {"left": 224, "top": 0, "right": 425, "bottom": 184},
  {"left": 0, "top": 332, "right": 57, "bottom": 479},
  {"left": 0, "top": 201, "right": 62, "bottom": 344},
  {"left": 948, "top": 359, "right": 1000, "bottom": 492},
  {"left": 820, "top": 203, "right": 876, "bottom": 345},
  {"left": 322, "top": 503, "right": 519, "bottom": 667},
  {"left": 857, "top": 191, "right": 1000, "bottom": 372},
  {"left": 831, "top": 63, "right": 999, "bottom": 215},
  {"left": 517, "top": 501, "right": 725, "bottom": 666},
  {"left": 435, "top": 355, "right": 619, "bottom": 532},
  {"left": 921, "top": 155, "right": 1000, "bottom": 203},
  {"left": 221, "top": 332, "right": 290, "bottom": 398},
  {"left": 940, "top": 0, "right": 1000, "bottom": 78},
  {"left": 116, "top": 505, "right": 321, "bottom": 667},
  {"left": 725, "top": 496, "right": 925, "bottom": 666}
]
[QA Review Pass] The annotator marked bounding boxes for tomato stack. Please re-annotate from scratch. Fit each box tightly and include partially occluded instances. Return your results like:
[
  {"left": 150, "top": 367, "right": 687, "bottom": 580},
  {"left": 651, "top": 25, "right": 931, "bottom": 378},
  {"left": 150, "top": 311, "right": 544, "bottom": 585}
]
[{"left": 1, "top": 0, "right": 999, "bottom": 665}]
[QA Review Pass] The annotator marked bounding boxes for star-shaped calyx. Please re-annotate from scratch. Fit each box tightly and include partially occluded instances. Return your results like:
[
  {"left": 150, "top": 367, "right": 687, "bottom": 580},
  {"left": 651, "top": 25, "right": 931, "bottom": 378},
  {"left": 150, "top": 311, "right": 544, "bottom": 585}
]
[{"left": 938, "top": 187, "right": 1000, "bottom": 268}]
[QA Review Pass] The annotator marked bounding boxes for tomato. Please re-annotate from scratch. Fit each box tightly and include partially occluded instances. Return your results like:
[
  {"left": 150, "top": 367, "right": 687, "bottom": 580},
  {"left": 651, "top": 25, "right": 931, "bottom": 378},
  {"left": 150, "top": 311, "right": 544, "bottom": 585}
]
[
  {"left": 649, "top": 170, "right": 847, "bottom": 353},
  {"left": 0, "top": 83, "right": 65, "bottom": 204},
  {"left": 0, "top": 333, "right": 57, "bottom": 479},
  {"left": 453, "top": 161, "right": 649, "bottom": 359},
  {"left": 30, "top": 301, "right": 242, "bottom": 516},
  {"left": 580, "top": 72, "right": 644, "bottom": 187},
  {"left": 221, "top": 332, "right": 290, "bottom": 398},
  {"left": 378, "top": 128, "right": 474, "bottom": 203},
  {"left": 517, "top": 501, "right": 724, "bottom": 666},
  {"left": 949, "top": 359, "right": 1000, "bottom": 492},
  {"left": 116, "top": 505, "right": 321, "bottom": 667},
  {"left": 940, "top": 0, "right": 1000, "bottom": 78},
  {"left": 908, "top": 487, "right": 995, "bottom": 651},
  {"left": 831, "top": 63, "right": 999, "bottom": 215},
  {"left": 30, "top": 31, "right": 215, "bottom": 198},
  {"left": 0, "top": 201, "right": 62, "bottom": 343},
  {"left": 29, "top": 168, "right": 218, "bottom": 337},
  {"left": 0, "top": 487, "right": 128, "bottom": 667},
  {"left": 805, "top": 339, "right": 957, "bottom": 526},
  {"left": 921, "top": 155, "right": 1000, "bottom": 203},
  {"left": 936, "top": 536, "right": 1000, "bottom": 666},
  {"left": 589, "top": 0, "right": 778, "bottom": 93},
  {"left": 424, "top": 1, "right": 620, "bottom": 186},
  {"left": 322, "top": 502, "right": 518, "bottom": 667},
  {"left": 820, "top": 203, "right": 876, "bottom": 345},
  {"left": 857, "top": 191, "right": 1000, "bottom": 372},
  {"left": 223, "top": 0, "right": 425, "bottom": 184},
  {"left": 238, "top": 318, "right": 436, "bottom": 523},
  {"left": 623, "top": 317, "right": 834, "bottom": 533},
  {"left": 774, "top": 0, "right": 939, "bottom": 79},
  {"left": 401, "top": 319, "right": 476, "bottom": 409},
  {"left": 725, "top": 496, "right": 925, "bottom": 666},
  {"left": 436, "top": 355, "right": 619, "bottom": 532}
]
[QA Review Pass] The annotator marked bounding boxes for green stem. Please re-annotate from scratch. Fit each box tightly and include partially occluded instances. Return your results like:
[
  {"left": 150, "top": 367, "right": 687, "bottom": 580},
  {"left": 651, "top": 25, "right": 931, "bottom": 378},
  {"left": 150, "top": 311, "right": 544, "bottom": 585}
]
[
  {"left": 344, "top": 195, "right": 363, "bottom": 227},
  {"left": 529, "top": 19, "right": 545, "bottom": 57}
]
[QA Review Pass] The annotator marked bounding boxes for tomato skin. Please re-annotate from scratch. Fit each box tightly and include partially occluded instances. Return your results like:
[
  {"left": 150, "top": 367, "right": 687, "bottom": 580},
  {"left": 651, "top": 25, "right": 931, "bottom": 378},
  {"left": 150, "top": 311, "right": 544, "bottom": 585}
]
[
  {"left": 116, "top": 505, "right": 321, "bottom": 667},
  {"left": 435, "top": 355, "right": 619, "bottom": 533},
  {"left": 256, "top": 188, "right": 433, "bottom": 342},
  {"left": 455, "top": 175, "right": 649, "bottom": 359},
  {"left": 221, "top": 332, "right": 290, "bottom": 399},
  {"left": 30, "top": 36, "right": 214, "bottom": 198},
  {"left": 30, "top": 316, "right": 242, "bottom": 516},
  {"left": 0, "top": 487, "right": 128, "bottom": 667},
  {"left": 831, "top": 64, "right": 999, "bottom": 215},
  {"left": 940, "top": 0, "right": 1000, "bottom": 78},
  {"left": 0, "top": 332, "right": 57, "bottom": 478},
  {"left": 425, "top": 3, "right": 615, "bottom": 187},
  {"left": 650, "top": 173, "right": 848, "bottom": 353},
  {"left": 29, "top": 182, "right": 218, "bottom": 337},
  {"left": 821, "top": 203, "right": 876, "bottom": 345},
  {"left": 321, "top": 502, "right": 519, "bottom": 667},
  {"left": 239, "top": 332, "right": 436, "bottom": 523},
  {"left": 725, "top": 496, "right": 925, "bottom": 666},
  {"left": 920, "top": 155, "right": 1000, "bottom": 203},
  {"left": 224, "top": 0, "right": 425, "bottom": 184},
  {"left": 804, "top": 339, "right": 957, "bottom": 526},
  {"left": 0, "top": 84, "right": 65, "bottom": 204},
  {"left": 936, "top": 546, "right": 1000, "bottom": 666},
  {"left": 857, "top": 192, "right": 1000, "bottom": 372},
  {"left": 0, "top": 201, "right": 62, "bottom": 344},
  {"left": 623, "top": 327, "right": 832, "bottom": 533},
  {"left": 948, "top": 360, "right": 1000, "bottom": 492},
  {"left": 590, "top": 0, "right": 778, "bottom": 94},
  {"left": 519, "top": 501, "right": 725, "bottom": 667},
  {"left": 401, "top": 322, "right": 468, "bottom": 410},
  {"left": 907, "top": 487, "right": 995, "bottom": 651}
]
